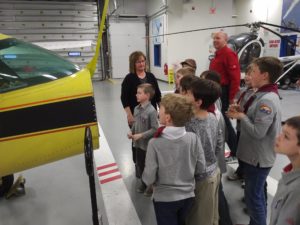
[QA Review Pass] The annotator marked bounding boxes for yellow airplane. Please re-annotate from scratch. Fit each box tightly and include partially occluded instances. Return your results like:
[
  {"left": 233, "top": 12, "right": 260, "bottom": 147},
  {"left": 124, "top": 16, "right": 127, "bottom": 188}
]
[
  {"left": 0, "top": 0, "right": 109, "bottom": 203},
  {"left": 0, "top": 32, "right": 99, "bottom": 177}
]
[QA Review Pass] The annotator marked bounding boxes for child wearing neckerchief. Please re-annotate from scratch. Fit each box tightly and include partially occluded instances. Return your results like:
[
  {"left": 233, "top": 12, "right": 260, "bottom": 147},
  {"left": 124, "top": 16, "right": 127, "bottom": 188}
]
[{"left": 226, "top": 56, "right": 283, "bottom": 225}]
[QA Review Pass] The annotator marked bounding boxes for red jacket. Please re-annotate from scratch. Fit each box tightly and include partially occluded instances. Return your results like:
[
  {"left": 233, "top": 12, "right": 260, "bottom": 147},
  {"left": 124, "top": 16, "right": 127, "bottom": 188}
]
[{"left": 209, "top": 45, "right": 241, "bottom": 102}]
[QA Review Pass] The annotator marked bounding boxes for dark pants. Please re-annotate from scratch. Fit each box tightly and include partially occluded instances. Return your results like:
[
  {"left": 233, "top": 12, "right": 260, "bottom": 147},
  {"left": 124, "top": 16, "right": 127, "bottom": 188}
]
[
  {"left": 235, "top": 131, "right": 244, "bottom": 178},
  {"left": 135, "top": 148, "right": 146, "bottom": 179},
  {"left": 242, "top": 161, "right": 271, "bottom": 225},
  {"left": 221, "top": 85, "right": 237, "bottom": 156},
  {"left": 153, "top": 197, "right": 194, "bottom": 225},
  {"left": 132, "top": 143, "right": 136, "bottom": 163},
  {"left": 218, "top": 179, "right": 233, "bottom": 225},
  {"left": 128, "top": 124, "right": 139, "bottom": 177}
]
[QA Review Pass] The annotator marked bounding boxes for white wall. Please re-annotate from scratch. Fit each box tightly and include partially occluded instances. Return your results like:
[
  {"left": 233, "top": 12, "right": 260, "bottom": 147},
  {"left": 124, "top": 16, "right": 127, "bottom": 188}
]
[
  {"left": 146, "top": 0, "right": 166, "bottom": 16},
  {"left": 235, "top": 0, "right": 282, "bottom": 26},
  {"left": 165, "top": 0, "right": 235, "bottom": 77},
  {"left": 235, "top": 0, "right": 286, "bottom": 57},
  {"left": 109, "top": 0, "right": 299, "bottom": 80}
]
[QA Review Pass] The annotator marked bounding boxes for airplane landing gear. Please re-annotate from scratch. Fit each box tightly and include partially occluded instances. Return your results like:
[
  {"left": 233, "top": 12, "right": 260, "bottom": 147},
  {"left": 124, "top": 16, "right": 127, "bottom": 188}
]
[{"left": 84, "top": 127, "right": 100, "bottom": 225}]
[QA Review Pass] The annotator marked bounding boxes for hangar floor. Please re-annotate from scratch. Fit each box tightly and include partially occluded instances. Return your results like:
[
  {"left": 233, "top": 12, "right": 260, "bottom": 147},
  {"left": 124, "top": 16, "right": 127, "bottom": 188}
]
[{"left": 0, "top": 79, "right": 298, "bottom": 225}]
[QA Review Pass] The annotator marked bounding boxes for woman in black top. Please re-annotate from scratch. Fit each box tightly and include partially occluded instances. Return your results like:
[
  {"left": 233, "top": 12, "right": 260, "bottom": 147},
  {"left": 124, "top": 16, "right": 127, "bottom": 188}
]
[
  {"left": 121, "top": 51, "right": 161, "bottom": 126},
  {"left": 121, "top": 51, "right": 161, "bottom": 169}
]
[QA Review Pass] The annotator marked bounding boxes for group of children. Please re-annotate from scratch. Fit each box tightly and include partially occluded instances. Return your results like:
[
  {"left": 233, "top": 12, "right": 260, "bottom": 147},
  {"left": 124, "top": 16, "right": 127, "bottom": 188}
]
[{"left": 126, "top": 56, "right": 300, "bottom": 225}]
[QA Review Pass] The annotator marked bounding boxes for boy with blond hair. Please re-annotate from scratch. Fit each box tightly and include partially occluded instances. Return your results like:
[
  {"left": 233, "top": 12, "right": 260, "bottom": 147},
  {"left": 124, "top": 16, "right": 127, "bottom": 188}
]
[
  {"left": 128, "top": 83, "right": 158, "bottom": 194},
  {"left": 270, "top": 115, "right": 300, "bottom": 225},
  {"left": 142, "top": 94, "right": 206, "bottom": 225}
]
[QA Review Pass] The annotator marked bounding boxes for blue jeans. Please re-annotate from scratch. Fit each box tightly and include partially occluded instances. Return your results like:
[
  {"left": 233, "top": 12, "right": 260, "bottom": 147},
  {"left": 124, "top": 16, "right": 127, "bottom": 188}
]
[
  {"left": 242, "top": 161, "right": 271, "bottom": 225},
  {"left": 153, "top": 197, "right": 194, "bottom": 225}
]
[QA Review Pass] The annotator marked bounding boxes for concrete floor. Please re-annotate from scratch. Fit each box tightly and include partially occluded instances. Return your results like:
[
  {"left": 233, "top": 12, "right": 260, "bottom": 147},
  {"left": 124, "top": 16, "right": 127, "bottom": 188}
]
[{"left": 0, "top": 79, "right": 299, "bottom": 225}]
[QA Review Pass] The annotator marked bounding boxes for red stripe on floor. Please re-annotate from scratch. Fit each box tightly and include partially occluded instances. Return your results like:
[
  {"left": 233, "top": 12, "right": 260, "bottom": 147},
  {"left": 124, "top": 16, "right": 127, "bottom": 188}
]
[
  {"left": 96, "top": 163, "right": 117, "bottom": 171},
  {"left": 98, "top": 168, "right": 119, "bottom": 177},
  {"left": 100, "top": 174, "right": 122, "bottom": 184}
]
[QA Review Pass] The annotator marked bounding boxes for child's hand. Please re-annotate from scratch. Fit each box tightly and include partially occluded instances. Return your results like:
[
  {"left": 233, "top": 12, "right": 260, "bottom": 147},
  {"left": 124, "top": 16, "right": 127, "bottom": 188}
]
[
  {"left": 229, "top": 103, "right": 242, "bottom": 112},
  {"left": 127, "top": 114, "right": 135, "bottom": 126},
  {"left": 226, "top": 110, "right": 245, "bottom": 120},
  {"left": 132, "top": 133, "right": 143, "bottom": 141},
  {"left": 127, "top": 132, "right": 133, "bottom": 139}
]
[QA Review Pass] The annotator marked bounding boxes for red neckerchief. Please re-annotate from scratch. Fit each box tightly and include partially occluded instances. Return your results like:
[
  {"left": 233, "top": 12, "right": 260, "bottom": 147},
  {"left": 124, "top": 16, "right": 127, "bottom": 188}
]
[
  {"left": 207, "top": 104, "right": 216, "bottom": 115},
  {"left": 283, "top": 163, "right": 293, "bottom": 173},
  {"left": 237, "top": 87, "right": 251, "bottom": 105},
  {"left": 154, "top": 126, "right": 166, "bottom": 138},
  {"left": 243, "top": 84, "right": 278, "bottom": 114}
]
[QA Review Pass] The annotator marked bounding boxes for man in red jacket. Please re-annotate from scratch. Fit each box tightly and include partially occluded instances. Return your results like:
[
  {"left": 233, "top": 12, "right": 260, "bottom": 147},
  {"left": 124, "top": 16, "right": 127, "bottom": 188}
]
[{"left": 210, "top": 31, "right": 240, "bottom": 160}]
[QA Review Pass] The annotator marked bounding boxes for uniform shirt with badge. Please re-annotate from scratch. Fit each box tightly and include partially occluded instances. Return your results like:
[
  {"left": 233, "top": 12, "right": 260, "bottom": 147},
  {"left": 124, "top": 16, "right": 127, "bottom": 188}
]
[{"left": 237, "top": 90, "right": 282, "bottom": 167}]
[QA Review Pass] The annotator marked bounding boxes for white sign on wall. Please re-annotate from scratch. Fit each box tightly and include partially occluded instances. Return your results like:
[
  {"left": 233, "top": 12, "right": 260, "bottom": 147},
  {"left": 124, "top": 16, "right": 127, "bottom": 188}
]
[{"left": 152, "top": 15, "right": 164, "bottom": 44}]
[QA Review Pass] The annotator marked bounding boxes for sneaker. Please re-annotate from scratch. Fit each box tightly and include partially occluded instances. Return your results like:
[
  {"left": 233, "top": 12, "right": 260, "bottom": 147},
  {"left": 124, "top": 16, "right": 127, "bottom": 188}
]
[
  {"left": 225, "top": 156, "right": 238, "bottom": 164},
  {"left": 144, "top": 186, "right": 153, "bottom": 197},
  {"left": 137, "top": 183, "right": 146, "bottom": 193},
  {"left": 227, "top": 173, "right": 243, "bottom": 181}
]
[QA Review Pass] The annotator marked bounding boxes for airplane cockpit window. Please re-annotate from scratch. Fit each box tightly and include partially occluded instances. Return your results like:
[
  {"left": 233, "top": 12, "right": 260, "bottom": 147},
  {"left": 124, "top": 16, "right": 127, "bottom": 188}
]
[{"left": 0, "top": 38, "right": 80, "bottom": 93}]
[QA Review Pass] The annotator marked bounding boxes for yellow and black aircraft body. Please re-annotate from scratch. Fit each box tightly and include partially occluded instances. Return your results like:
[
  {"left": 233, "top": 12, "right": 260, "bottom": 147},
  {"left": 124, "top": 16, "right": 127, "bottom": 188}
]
[{"left": 0, "top": 34, "right": 99, "bottom": 177}]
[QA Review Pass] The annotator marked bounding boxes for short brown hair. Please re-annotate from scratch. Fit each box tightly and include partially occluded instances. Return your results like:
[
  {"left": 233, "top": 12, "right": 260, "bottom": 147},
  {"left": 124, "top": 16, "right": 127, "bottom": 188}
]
[
  {"left": 190, "top": 79, "right": 222, "bottom": 109},
  {"left": 137, "top": 83, "right": 155, "bottom": 99},
  {"left": 179, "top": 75, "right": 198, "bottom": 93},
  {"left": 129, "top": 51, "right": 146, "bottom": 73},
  {"left": 252, "top": 57, "right": 283, "bottom": 83},
  {"left": 285, "top": 116, "right": 300, "bottom": 146},
  {"left": 200, "top": 70, "right": 221, "bottom": 84},
  {"left": 245, "top": 64, "right": 253, "bottom": 74},
  {"left": 176, "top": 67, "right": 196, "bottom": 77},
  {"left": 161, "top": 94, "right": 193, "bottom": 127}
]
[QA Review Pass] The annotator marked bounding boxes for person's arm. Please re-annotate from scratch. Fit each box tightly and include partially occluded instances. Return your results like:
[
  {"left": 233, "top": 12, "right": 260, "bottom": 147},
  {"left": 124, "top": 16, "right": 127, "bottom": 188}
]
[
  {"left": 225, "top": 51, "right": 241, "bottom": 103},
  {"left": 142, "top": 140, "right": 158, "bottom": 186},
  {"left": 194, "top": 136, "right": 206, "bottom": 177},
  {"left": 229, "top": 99, "right": 278, "bottom": 139},
  {"left": 124, "top": 107, "right": 134, "bottom": 126},
  {"left": 121, "top": 75, "right": 131, "bottom": 108},
  {"left": 215, "top": 120, "right": 224, "bottom": 156},
  {"left": 142, "top": 111, "right": 159, "bottom": 139},
  {"left": 121, "top": 75, "right": 135, "bottom": 125}
]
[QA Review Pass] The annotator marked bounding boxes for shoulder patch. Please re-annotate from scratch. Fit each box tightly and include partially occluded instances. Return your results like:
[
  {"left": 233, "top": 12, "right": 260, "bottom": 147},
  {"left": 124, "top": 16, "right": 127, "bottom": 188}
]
[{"left": 259, "top": 104, "right": 272, "bottom": 114}]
